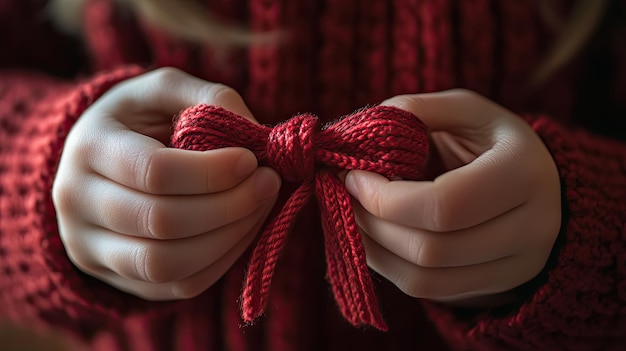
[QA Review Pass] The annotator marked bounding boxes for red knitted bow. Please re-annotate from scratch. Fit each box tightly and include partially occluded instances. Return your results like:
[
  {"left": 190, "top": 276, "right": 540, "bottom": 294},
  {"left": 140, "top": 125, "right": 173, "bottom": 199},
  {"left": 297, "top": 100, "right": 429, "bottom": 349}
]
[{"left": 171, "top": 104, "right": 429, "bottom": 331}]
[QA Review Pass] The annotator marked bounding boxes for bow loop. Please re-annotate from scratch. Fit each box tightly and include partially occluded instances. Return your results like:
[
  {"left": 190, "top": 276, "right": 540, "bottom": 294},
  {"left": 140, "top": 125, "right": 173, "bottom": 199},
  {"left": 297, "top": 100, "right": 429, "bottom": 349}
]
[
  {"left": 316, "top": 106, "right": 428, "bottom": 179},
  {"left": 171, "top": 104, "right": 270, "bottom": 155}
]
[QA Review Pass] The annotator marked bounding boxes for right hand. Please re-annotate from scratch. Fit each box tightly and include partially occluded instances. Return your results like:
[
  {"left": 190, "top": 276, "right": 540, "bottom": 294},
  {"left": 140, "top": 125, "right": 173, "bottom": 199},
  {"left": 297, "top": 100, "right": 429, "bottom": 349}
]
[{"left": 52, "top": 68, "right": 281, "bottom": 300}]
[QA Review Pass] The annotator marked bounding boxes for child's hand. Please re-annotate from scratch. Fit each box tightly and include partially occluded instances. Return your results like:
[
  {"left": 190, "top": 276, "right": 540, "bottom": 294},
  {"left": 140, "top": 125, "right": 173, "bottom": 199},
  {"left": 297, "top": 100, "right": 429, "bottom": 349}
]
[
  {"left": 53, "top": 68, "right": 281, "bottom": 300},
  {"left": 345, "top": 90, "right": 561, "bottom": 305}
]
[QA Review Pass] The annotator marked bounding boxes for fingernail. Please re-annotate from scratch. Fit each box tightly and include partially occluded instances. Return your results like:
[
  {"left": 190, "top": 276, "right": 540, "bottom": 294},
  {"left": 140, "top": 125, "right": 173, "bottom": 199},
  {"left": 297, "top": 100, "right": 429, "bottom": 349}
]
[
  {"left": 235, "top": 151, "right": 258, "bottom": 180},
  {"left": 255, "top": 168, "right": 281, "bottom": 201},
  {"left": 344, "top": 172, "right": 360, "bottom": 198}
]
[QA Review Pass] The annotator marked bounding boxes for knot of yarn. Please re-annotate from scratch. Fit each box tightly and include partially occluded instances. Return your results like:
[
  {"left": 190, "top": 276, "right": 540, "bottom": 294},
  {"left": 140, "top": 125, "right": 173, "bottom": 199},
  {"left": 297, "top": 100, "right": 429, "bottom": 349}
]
[
  {"left": 171, "top": 104, "right": 429, "bottom": 332},
  {"left": 267, "top": 114, "right": 317, "bottom": 182}
]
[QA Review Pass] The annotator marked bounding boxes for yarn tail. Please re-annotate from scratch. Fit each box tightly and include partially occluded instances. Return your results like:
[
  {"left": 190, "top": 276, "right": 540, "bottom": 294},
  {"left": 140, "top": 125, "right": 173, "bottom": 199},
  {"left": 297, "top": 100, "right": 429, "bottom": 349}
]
[
  {"left": 241, "top": 183, "right": 314, "bottom": 323},
  {"left": 315, "top": 171, "right": 388, "bottom": 331}
]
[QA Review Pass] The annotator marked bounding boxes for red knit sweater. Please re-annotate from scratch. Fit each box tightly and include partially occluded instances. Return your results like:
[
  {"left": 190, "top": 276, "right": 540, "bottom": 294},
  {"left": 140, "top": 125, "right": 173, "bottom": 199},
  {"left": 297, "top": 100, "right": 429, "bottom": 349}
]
[{"left": 1, "top": 0, "right": 626, "bottom": 350}]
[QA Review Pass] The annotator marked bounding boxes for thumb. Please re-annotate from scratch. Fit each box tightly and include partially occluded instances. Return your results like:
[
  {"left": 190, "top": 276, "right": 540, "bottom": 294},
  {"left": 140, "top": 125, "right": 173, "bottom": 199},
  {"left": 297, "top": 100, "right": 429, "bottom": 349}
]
[{"left": 380, "top": 89, "right": 508, "bottom": 132}]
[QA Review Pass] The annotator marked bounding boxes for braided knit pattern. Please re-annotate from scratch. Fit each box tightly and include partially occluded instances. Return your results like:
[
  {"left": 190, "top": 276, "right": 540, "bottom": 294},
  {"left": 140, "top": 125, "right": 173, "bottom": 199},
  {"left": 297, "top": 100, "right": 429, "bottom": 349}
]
[
  {"left": 171, "top": 104, "right": 429, "bottom": 330},
  {"left": 419, "top": 0, "right": 454, "bottom": 92}
]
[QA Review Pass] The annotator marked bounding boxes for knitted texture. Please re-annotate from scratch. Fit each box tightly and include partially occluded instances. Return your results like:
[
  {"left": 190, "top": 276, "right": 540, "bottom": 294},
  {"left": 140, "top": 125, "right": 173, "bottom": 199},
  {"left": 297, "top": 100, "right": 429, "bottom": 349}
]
[
  {"left": 0, "top": 66, "right": 149, "bottom": 346},
  {"left": 2, "top": 0, "right": 626, "bottom": 349},
  {"left": 171, "top": 104, "right": 429, "bottom": 330}
]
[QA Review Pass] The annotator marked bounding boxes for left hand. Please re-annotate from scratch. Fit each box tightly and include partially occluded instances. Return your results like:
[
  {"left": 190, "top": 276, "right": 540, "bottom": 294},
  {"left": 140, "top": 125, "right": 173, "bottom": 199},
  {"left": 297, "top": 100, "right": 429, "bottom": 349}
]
[{"left": 344, "top": 89, "right": 561, "bottom": 305}]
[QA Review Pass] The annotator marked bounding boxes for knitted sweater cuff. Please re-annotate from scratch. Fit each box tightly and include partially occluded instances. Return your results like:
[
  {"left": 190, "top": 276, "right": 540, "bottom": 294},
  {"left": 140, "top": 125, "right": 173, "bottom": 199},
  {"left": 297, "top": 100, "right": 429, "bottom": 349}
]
[
  {"left": 0, "top": 66, "right": 152, "bottom": 326},
  {"left": 421, "top": 115, "right": 626, "bottom": 350}
]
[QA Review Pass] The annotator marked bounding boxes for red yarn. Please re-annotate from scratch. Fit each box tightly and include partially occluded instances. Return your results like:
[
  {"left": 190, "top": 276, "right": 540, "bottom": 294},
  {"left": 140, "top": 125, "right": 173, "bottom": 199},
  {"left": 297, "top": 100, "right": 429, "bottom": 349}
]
[{"left": 171, "top": 104, "right": 429, "bottom": 331}]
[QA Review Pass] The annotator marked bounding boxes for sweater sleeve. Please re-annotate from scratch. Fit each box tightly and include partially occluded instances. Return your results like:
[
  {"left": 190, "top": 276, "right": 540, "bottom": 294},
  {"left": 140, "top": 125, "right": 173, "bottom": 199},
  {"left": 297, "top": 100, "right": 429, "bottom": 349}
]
[
  {"left": 0, "top": 66, "right": 182, "bottom": 338},
  {"left": 422, "top": 115, "right": 626, "bottom": 350}
]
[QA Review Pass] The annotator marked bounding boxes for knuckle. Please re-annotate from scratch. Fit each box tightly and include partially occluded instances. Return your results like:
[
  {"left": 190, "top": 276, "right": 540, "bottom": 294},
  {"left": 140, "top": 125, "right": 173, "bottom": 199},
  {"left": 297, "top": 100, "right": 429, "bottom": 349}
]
[
  {"left": 145, "top": 67, "right": 192, "bottom": 97},
  {"left": 139, "top": 149, "right": 173, "bottom": 194},
  {"left": 53, "top": 147, "right": 94, "bottom": 209},
  {"left": 224, "top": 186, "right": 260, "bottom": 224},
  {"left": 98, "top": 182, "right": 127, "bottom": 229},
  {"left": 74, "top": 144, "right": 94, "bottom": 167},
  {"left": 66, "top": 130, "right": 95, "bottom": 163},
  {"left": 61, "top": 234, "right": 88, "bottom": 269},
  {"left": 408, "top": 235, "right": 440, "bottom": 268},
  {"left": 171, "top": 281, "right": 206, "bottom": 300},
  {"left": 51, "top": 177, "right": 73, "bottom": 213},
  {"left": 222, "top": 201, "right": 235, "bottom": 224},
  {"left": 449, "top": 88, "right": 485, "bottom": 104},
  {"left": 131, "top": 290, "right": 161, "bottom": 301},
  {"left": 449, "top": 88, "right": 492, "bottom": 110},
  {"left": 143, "top": 199, "right": 170, "bottom": 239},
  {"left": 362, "top": 187, "right": 385, "bottom": 218},
  {"left": 429, "top": 209, "right": 445, "bottom": 233},
  {"left": 405, "top": 95, "right": 431, "bottom": 114},
  {"left": 449, "top": 88, "right": 477, "bottom": 98},
  {"left": 141, "top": 292, "right": 174, "bottom": 301},
  {"left": 223, "top": 198, "right": 255, "bottom": 227},
  {"left": 395, "top": 271, "right": 434, "bottom": 298},
  {"left": 52, "top": 176, "right": 89, "bottom": 227},
  {"left": 204, "top": 83, "right": 242, "bottom": 105},
  {"left": 138, "top": 150, "right": 160, "bottom": 193},
  {"left": 132, "top": 244, "right": 149, "bottom": 281},
  {"left": 150, "top": 67, "right": 187, "bottom": 85},
  {"left": 428, "top": 190, "right": 452, "bottom": 232},
  {"left": 135, "top": 243, "right": 171, "bottom": 283},
  {"left": 74, "top": 259, "right": 100, "bottom": 277}
]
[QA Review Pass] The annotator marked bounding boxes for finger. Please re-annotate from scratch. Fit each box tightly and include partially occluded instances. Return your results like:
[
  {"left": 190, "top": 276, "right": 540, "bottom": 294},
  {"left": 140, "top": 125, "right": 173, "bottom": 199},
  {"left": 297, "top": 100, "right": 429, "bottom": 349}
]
[
  {"left": 345, "top": 152, "right": 530, "bottom": 231},
  {"left": 89, "top": 230, "right": 258, "bottom": 301},
  {"left": 100, "top": 67, "right": 256, "bottom": 121},
  {"left": 65, "top": 168, "right": 280, "bottom": 239},
  {"left": 72, "top": 112, "right": 264, "bottom": 194},
  {"left": 354, "top": 201, "right": 533, "bottom": 268},
  {"left": 362, "top": 235, "right": 545, "bottom": 299},
  {"left": 429, "top": 131, "right": 478, "bottom": 170},
  {"left": 69, "top": 202, "right": 272, "bottom": 284},
  {"left": 68, "top": 67, "right": 262, "bottom": 195}
]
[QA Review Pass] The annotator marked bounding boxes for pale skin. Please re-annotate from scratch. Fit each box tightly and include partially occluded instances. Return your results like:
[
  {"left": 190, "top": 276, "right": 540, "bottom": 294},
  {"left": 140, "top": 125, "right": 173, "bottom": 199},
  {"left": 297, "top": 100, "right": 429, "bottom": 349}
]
[
  {"left": 53, "top": 68, "right": 282, "bottom": 300},
  {"left": 348, "top": 92, "right": 562, "bottom": 304},
  {"left": 53, "top": 68, "right": 562, "bottom": 304}
]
